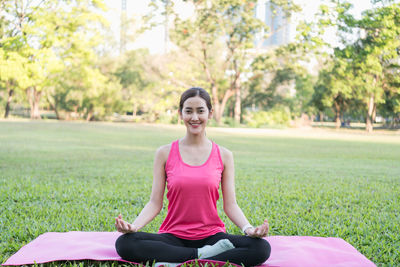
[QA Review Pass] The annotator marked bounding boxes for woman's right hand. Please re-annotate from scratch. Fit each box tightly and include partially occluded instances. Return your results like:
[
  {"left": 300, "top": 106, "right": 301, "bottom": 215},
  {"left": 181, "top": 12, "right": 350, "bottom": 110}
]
[
  {"left": 115, "top": 214, "right": 138, "bottom": 234},
  {"left": 245, "top": 219, "right": 269, "bottom": 238}
]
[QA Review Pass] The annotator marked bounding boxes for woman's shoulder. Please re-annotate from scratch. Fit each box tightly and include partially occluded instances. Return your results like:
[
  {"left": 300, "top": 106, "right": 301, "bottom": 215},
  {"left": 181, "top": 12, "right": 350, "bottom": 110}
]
[
  {"left": 215, "top": 143, "right": 233, "bottom": 165},
  {"left": 154, "top": 142, "right": 173, "bottom": 162},
  {"left": 156, "top": 143, "right": 172, "bottom": 156}
]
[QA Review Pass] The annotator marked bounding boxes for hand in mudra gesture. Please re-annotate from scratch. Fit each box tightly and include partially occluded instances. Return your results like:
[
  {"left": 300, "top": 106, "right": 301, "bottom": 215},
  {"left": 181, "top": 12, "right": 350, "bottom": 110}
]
[
  {"left": 115, "top": 214, "right": 138, "bottom": 234},
  {"left": 245, "top": 219, "right": 269, "bottom": 238}
]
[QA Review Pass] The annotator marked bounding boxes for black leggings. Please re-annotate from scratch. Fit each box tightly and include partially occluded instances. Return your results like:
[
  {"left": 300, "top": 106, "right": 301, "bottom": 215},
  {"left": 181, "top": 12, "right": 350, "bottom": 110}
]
[{"left": 115, "top": 232, "right": 271, "bottom": 267}]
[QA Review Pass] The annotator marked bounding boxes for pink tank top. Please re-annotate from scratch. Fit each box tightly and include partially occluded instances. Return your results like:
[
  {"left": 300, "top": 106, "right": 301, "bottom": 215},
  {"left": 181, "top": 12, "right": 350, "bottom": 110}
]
[{"left": 158, "top": 139, "right": 226, "bottom": 240}]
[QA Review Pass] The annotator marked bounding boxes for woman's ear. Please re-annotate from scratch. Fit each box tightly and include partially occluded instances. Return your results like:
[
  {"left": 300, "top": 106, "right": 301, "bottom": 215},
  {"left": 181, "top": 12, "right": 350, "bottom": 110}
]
[
  {"left": 178, "top": 109, "right": 183, "bottom": 119},
  {"left": 208, "top": 108, "right": 213, "bottom": 119}
]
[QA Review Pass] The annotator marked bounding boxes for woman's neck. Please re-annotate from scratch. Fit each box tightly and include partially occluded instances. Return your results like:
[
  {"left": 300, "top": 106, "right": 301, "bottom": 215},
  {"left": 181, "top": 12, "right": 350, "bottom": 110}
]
[{"left": 181, "top": 133, "right": 209, "bottom": 146}]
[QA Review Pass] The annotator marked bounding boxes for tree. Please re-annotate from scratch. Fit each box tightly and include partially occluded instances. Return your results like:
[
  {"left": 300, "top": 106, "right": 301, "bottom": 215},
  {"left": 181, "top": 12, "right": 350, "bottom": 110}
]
[
  {"left": 312, "top": 56, "right": 354, "bottom": 129},
  {"left": 0, "top": 50, "right": 29, "bottom": 118},
  {"left": 111, "top": 48, "right": 206, "bottom": 123},
  {"left": 351, "top": 3, "right": 400, "bottom": 132},
  {"left": 244, "top": 28, "right": 321, "bottom": 125},
  {"left": 114, "top": 49, "right": 157, "bottom": 118},
  {"left": 314, "top": 0, "right": 400, "bottom": 132},
  {"left": 152, "top": 0, "right": 300, "bottom": 125},
  {"left": 1, "top": 0, "right": 109, "bottom": 119}
]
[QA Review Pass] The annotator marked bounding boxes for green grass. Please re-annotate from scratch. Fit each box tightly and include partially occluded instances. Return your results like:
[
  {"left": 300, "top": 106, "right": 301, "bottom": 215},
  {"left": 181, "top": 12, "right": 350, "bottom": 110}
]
[{"left": 0, "top": 121, "right": 399, "bottom": 266}]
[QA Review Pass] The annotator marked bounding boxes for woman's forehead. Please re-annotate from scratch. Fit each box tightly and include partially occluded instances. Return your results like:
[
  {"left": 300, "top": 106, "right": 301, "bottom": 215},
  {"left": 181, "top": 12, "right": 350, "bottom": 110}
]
[{"left": 183, "top": 96, "right": 207, "bottom": 108}]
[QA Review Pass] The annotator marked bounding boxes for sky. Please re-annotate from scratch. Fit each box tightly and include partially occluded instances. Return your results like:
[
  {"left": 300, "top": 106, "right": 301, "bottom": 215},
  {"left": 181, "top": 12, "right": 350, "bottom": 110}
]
[{"left": 103, "top": 0, "right": 375, "bottom": 55}]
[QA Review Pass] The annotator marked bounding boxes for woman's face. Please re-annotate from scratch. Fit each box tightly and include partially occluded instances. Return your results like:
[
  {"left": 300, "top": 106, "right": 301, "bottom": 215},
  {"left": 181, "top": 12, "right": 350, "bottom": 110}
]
[{"left": 180, "top": 96, "right": 212, "bottom": 135}]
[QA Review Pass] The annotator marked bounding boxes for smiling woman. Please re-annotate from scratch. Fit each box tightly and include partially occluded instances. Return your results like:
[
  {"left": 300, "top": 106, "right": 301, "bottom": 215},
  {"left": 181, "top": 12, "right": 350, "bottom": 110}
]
[{"left": 114, "top": 87, "right": 270, "bottom": 267}]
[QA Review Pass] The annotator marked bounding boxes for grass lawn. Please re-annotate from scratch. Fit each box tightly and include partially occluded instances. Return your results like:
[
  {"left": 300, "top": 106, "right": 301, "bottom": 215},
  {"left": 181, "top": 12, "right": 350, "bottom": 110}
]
[{"left": 0, "top": 121, "right": 399, "bottom": 266}]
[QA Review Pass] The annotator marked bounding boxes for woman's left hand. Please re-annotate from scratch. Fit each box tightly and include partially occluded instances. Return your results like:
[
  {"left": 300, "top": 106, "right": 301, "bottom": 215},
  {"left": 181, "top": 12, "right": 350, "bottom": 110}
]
[
  {"left": 245, "top": 219, "right": 269, "bottom": 238},
  {"left": 115, "top": 214, "right": 138, "bottom": 234}
]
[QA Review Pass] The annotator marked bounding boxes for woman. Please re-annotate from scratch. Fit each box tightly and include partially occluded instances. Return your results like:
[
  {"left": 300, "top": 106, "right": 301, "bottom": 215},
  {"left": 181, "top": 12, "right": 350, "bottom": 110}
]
[{"left": 115, "top": 87, "right": 271, "bottom": 267}]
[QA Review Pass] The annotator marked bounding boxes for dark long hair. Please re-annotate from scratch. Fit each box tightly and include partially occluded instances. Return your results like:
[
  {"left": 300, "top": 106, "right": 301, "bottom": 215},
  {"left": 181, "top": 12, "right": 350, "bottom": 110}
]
[{"left": 179, "top": 87, "right": 212, "bottom": 112}]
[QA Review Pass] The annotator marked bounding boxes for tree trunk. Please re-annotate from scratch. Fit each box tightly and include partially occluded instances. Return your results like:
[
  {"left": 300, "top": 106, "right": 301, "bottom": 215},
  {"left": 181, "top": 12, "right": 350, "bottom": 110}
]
[
  {"left": 46, "top": 95, "right": 60, "bottom": 120},
  {"left": 86, "top": 110, "right": 93, "bottom": 121},
  {"left": 334, "top": 101, "right": 341, "bottom": 129},
  {"left": 366, "top": 112, "right": 373, "bottom": 133},
  {"left": 27, "top": 87, "right": 42, "bottom": 120},
  {"left": 372, "top": 103, "right": 376, "bottom": 123},
  {"left": 217, "top": 89, "right": 235, "bottom": 125},
  {"left": 234, "top": 81, "right": 241, "bottom": 125},
  {"left": 132, "top": 102, "right": 137, "bottom": 117},
  {"left": 210, "top": 84, "right": 221, "bottom": 124},
  {"left": 50, "top": 102, "right": 60, "bottom": 120},
  {"left": 54, "top": 106, "right": 60, "bottom": 120},
  {"left": 4, "top": 87, "right": 14, "bottom": 118},
  {"left": 366, "top": 94, "right": 374, "bottom": 133}
]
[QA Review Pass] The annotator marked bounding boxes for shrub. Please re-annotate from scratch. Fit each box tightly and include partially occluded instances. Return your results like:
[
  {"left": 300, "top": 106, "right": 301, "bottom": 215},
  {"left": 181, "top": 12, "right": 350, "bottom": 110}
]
[{"left": 244, "top": 106, "right": 291, "bottom": 128}]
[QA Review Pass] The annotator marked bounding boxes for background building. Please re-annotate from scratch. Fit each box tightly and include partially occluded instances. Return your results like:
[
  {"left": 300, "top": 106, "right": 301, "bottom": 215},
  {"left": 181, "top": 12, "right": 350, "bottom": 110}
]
[{"left": 255, "top": 0, "right": 292, "bottom": 49}]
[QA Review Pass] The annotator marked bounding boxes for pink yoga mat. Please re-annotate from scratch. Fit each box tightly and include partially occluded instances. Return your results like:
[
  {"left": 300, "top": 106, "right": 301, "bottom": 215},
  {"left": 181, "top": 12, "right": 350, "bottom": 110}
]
[{"left": 2, "top": 231, "right": 376, "bottom": 267}]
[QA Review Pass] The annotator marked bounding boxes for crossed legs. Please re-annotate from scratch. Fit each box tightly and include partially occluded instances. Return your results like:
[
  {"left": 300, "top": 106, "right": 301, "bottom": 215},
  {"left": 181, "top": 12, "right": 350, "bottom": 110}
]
[{"left": 115, "top": 232, "right": 271, "bottom": 266}]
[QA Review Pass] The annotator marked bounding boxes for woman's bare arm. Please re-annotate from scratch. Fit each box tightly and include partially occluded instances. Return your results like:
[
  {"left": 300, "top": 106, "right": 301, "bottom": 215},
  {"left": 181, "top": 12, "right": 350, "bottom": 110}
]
[{"left": 221, "top": 147, "right": 269, "bottom": 238}]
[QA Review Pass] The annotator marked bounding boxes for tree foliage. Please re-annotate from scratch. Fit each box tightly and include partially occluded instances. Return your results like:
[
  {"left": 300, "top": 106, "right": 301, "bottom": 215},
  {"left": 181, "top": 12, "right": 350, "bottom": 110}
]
[
  {"left": 1, "top": 0, "right": 399, "bottom": 131},
  {"left": 0, "top": 0, "right": 119, "bottom": 120},
  {"left": 155, "top": 0, "right": 300, "bottom": 124},
  {"left": 313, "top": 1, "right": 400, "bottom": 131}
]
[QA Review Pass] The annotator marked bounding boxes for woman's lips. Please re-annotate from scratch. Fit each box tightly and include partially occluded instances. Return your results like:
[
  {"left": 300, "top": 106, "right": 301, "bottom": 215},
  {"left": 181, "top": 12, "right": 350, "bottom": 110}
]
[{"left": 190, "top": 122, "right": 201, "bottom": 128}]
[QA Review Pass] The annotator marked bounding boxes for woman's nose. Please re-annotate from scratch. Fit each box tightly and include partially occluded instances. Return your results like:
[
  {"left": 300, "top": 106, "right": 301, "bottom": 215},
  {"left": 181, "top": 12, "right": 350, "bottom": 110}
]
[{"left": 192, "top": 112, "right": 199, "bottom": 120}]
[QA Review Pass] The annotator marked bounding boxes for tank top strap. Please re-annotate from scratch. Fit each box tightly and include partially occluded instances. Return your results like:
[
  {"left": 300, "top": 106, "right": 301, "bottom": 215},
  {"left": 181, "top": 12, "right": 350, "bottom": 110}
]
[
  {"left": 210, "top": 141, "right": 224, "bottom": 172},
  {"left": 214, "top": 142, "right": 224, "bottom": 171},
  {"left": 165, "top": 140, "right": 179, "bottom": 172}
]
